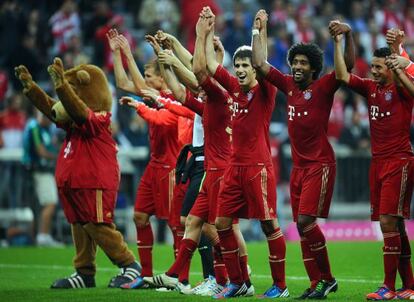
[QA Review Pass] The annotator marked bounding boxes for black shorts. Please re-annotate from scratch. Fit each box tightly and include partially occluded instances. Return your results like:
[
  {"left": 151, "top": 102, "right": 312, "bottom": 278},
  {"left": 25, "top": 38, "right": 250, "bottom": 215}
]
[{"left": 180, "top": 161, "right": 205, "bottom": 217}]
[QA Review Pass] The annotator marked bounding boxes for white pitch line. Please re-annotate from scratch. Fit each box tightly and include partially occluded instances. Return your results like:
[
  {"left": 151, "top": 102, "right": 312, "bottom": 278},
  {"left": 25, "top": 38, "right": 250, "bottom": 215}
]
[{"left": 0, "top": 263, "right": 381, "bottom": 284}]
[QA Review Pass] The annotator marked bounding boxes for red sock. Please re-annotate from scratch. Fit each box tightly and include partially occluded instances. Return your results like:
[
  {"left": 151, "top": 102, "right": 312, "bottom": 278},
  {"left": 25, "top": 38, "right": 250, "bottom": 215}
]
[
  {"left": 239, "top": 255, "right": 250, "bottom": 284},
  {"left": 136, "top": 223, "right": 154, "bottom": 277},
  {"left": 213, "top": 243, "right": 228, "bottom": 286},
  {"left": 300, "top": 237, "right": 321, "bottom": 289},
  {"left": 217, "top": 227, "right": 243, "bottom": 285},
  {"left": 167, "top": 238, "right": 197, "bottom": 277},
  {"left": 383, "top": 232, "right": 401, "bottom": 291},
  {"left": 171, "top": 225, "right": 185, "bottom": 258},
  {"left": 303, "top": 223, "right": 333, "bottom": 281},
  {"left": 267, "top": 227, "right": 286, "bottom": 289},
  {"left": 399, "top": 233, "right": 414, "bottom": 289}
]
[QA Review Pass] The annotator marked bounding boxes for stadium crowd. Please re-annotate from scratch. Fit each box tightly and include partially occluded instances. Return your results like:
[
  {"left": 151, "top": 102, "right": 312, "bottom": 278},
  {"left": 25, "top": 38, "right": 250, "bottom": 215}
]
[{"left": 0, "top": 0, "right": 414, "bottom": 153}]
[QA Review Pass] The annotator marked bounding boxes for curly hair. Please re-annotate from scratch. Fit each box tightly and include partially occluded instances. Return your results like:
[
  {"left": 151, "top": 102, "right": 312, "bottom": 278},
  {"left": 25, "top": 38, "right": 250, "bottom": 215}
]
[
  {"left": 287, "top": 43, "right": 324, "bottom": 79},
  {"left": 373, "top": 47, "right": 391, "bottom": 58}
]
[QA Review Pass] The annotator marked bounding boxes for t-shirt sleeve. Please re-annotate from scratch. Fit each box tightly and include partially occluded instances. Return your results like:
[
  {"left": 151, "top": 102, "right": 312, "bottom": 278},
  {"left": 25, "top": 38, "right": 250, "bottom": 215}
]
[
  {"left": 347, "top": 74, "right": 372, "bottom": 98},
  {"left": 136, "top": 105, "right": 178, "bottom": 126},
  {"left": 164, "top": 101, "right": 195, "bottom": 120},
  {"left": 201, "top": 76, "right": 228, "bottom": 102},
  {"left": 213, "top": 65, "right": 239, "bottom": 93},
  {"left": 265, "top": 66, "right": 288, "bottom": 94},
  {"left": 320, "top": 72, "right": 341, "bottom": 95},
  {"left": 184, "top": 89, "right": 204, "bottom": 116}
]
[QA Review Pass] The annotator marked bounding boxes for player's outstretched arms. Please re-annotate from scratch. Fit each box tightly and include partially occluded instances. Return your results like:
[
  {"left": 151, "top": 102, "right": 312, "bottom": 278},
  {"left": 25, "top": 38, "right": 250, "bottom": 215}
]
[
  {"left": 252, "top": 9, "right": 271, "bottom": 76},
  {"left": 203, "top": 8, "right": 219, "bottom": 76},
  {"left": 331, "top": 28, "right": 351, "bottom": 84},
  {"left": 107, "top": 29, "right": 136, "bottom": 93},
  {"left": 156, "top": 30, "right": 193, "bottom": 70},
  {"left": 328, "top": 21, "right": 355, "bottom": 71},
  {"left": 386, "top": 28, "right": 405, "bottom": 54},
  {"left": 193, "top": 15, "right": 211, "bottom": 83},
  {"left": 116, "top": 33, "right": 148, "bottom": 95},
  {"left": 386, "top": 55, "right": 414, "bottom": 96},
  {"left": 158, "top": 49, "right": 198, "bottom": 93}
]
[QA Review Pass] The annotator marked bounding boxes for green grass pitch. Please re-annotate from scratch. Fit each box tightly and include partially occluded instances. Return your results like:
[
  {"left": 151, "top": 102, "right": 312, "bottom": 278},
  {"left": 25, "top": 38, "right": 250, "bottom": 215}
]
[{"left": 0, "top": 241, "right": 410, "bottom": 301}]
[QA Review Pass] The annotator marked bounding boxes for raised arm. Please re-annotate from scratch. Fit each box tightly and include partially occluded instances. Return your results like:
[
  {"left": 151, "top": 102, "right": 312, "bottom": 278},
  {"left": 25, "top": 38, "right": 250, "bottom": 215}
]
[
  {"left": 202, "top": 8, "right": 219, "bottom": 76},
  {"left": 193, "top": 15, "right": 210, "bottom": 83},
  {"left": 156, "top": 31, "right": 193, "bottom": 70},
  {"left": 117, "top": 33, "right": 149, "bottom": 95},
  {"left": 107, "top": 29, "right": 136, "bottom": 93},
  {"left": 252, "top": 9, "right": 271, "bottom": 76},
  {"left": 386, "top": 54, "right": 414, "bottom": 96},
  {"left": 157, "top": 52, "right": 186, "bottom": 102},
  {"left": 158, "top": 49, "right": 198, "bottom": 93},
  {"left": 328, "top": 21, "right": 355, "bottom": 71},
  {"left": 332, "top": 30, "right": 350, "bottom": 84},
  {"left": 386, "top": 28, "right": 405, "bottom": 54},
  {"left": 119, "top": 96, "right": 177, "bottom": 126}
]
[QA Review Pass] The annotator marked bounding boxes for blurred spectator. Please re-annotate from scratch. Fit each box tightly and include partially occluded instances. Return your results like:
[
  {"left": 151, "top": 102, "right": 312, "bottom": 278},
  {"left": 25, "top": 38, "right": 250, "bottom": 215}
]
[
  {"left": 22, "top": 110, "right": 62, "bottom": 247},
  {"left": 137, "top": 0, "right": 180, "bottom": 35},
  {"left": 62, "top": 34, "right": 90, "bottom": 68},
  {"left": 95, "top": 14, "right": 135, "bottom": 72},
  {"left": 223, "top": 2, "right": 251, "bottom": 55},
  {"left": 0, "top": 93, "right": 26, "bottom": 149},
  {"left": 339, "top": 110, "right": 370, "bottom": 151},
  {"left": 0, "top": 69, "right": 8, "bottom": 109},
  {"left": 49, "top": 0, "right": 81, "bottom": 56},
  {"left": 5, "top": 34, "right": 42, "bottom": 90},
  {"left": 375, "top": 0, "right": 403, "bottom": 35},
  {"left": 179, "top": 0, "right": 221, "bottom": 53},
  {"left": 0, "top": 0, "right": 25, "bottom": 67}
]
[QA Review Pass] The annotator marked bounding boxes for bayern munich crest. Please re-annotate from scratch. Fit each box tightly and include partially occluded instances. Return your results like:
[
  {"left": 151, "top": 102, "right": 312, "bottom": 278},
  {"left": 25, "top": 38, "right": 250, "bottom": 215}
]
[
  {"left": 304, "top": 90, "right": 312, "bottom": 100},
  {"left": 385, "top": 91, "right": 392, "bottom": 101}
]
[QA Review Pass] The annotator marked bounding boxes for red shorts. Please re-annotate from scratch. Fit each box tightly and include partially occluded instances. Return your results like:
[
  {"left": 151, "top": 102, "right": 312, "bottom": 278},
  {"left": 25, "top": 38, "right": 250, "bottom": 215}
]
[
  {"left": 59, "top": 187, "right": 117, "bottom": 224},
  {"left": 168, "top": 181, "right": 189, "bottom": 227},
  {"left": 290, "top": 163, "right": 336, "bottom": 222},
  {"left": 134, "top": 164, "right": 175, "bottom": 219},
  {"left": 190, "top": 169, "right": 224, "bottom": 224},
  {"left": 370, "top": 157, "right": 414, "bottom": 221},
  {"left": 217, "top": 164, "right": 277, "bottom": 220}
]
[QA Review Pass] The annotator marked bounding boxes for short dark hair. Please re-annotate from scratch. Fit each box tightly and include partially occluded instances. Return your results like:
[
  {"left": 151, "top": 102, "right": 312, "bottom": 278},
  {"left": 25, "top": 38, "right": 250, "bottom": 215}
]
[
  {"left": 373, "top": 47, "right": 391, "bottom": 58},
  {"left": 233, "top": 45, "right": 252, "bottom": 65},
  {"left": 287, "top": 43, "right": 323, "bottom": 79}
]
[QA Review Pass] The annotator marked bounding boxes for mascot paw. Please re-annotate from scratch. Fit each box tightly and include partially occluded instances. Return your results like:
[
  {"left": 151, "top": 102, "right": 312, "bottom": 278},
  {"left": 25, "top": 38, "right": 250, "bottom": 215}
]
[
  {"left": 47, "top": 57, "right": 65, "bottom": 88},
  {"left": 14, "top": 65, "right": 33, "bottom": 90}
]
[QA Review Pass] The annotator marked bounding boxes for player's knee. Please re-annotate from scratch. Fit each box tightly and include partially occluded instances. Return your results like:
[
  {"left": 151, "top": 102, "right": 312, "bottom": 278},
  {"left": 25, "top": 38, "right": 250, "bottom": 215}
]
[
  {"left": 296, "top": 215, "right": 315, "bottom": 233},
  {"left": 215, "top": 217, "right": 232, "bottom": 230},
  {"left": 260, "top": 220, "right": 276, "bottom": 236},
  {"left": 133, "top": 212, "right": 149, "bottom": 228},
  {"left": 379, "top": 215, "right": 398, "bottom": 233},
  {"left": 180, "top": 216, "right": 186, "bottom": 226}
]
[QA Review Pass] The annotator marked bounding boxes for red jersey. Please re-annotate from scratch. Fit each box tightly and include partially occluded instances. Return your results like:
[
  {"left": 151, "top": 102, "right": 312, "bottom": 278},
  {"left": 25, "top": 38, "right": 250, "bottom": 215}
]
[
  {"left": 158, "top": 97, "right": 195, "bottom": 147},
  {"left": 199, "top": 76, "right": 233, "bottom": 169},
  {"left": 348, "top": 74, "right": 414, "bottom": 159},
  {"left": 266, "top": 68, "right": 339, "bottom": 166},
  {"left": 55, "top": 109, "right": 119, "bottom": 190},
  {"left": 214, "top": 65, "right": 277, "bottom": 166},
  {"left": 135, "top": 102, "right": 180, "bottom": 167}
]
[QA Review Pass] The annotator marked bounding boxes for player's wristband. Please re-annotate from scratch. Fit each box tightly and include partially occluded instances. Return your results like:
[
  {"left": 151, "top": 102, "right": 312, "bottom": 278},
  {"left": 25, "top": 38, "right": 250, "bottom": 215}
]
[{"left": 252, "top": 29, "right": 260, "bottom": 36}]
